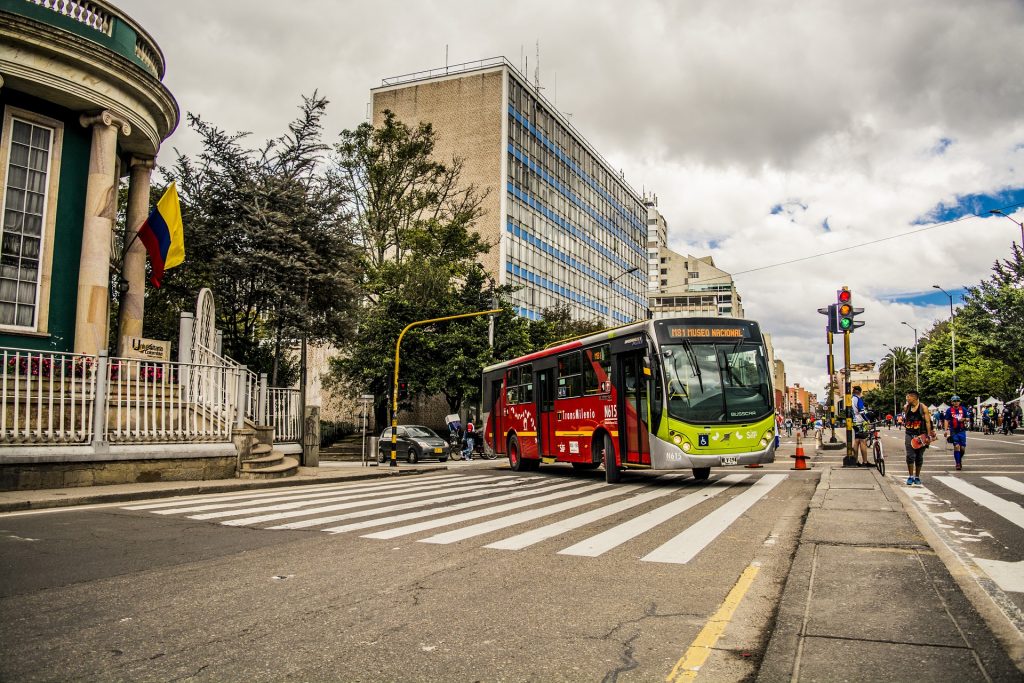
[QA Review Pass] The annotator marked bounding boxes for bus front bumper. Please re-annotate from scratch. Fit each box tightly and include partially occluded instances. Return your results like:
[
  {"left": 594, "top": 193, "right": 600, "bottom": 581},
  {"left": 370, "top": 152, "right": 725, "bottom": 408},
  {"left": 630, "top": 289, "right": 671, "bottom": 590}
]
[{"left": 648, "top": 436, "right": 777, "bottom": 470}]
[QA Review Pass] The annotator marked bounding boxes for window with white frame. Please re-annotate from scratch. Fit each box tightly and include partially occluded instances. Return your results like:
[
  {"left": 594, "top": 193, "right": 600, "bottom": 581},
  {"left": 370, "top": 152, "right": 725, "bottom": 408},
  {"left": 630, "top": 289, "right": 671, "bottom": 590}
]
[{"left": 1, "top": 118, "right": 54, "bottom": 328}]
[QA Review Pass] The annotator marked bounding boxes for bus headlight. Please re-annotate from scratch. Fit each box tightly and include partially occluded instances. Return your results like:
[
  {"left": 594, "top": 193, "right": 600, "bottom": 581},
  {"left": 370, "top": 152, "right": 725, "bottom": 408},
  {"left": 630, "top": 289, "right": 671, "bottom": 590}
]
[
  {"left": 760, "top": 438, "right": 768, "bottom": 448},
  {"left": 682, "top": 441, "right": 691, "bottom": 452},
  {"left": 672, "top": 434, "right": 682, "bottom": 445}
]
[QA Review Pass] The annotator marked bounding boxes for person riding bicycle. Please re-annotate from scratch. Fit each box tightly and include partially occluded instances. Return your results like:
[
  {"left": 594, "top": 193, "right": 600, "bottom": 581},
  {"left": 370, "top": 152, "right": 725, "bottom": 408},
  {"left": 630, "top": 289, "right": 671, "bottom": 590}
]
[
  {"left": 462, "top": 422, "right": 475, "bottom": 461},
  {"left": 943, "top": 395, "right": 969, "bottom": 471}
]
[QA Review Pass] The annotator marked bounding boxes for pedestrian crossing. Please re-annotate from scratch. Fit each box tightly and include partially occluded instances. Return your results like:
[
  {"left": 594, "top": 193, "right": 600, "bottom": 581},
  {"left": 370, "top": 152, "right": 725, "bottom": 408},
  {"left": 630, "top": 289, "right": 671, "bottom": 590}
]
[{"left": 121, "top": 471, "right": 790, "bottom": 566}]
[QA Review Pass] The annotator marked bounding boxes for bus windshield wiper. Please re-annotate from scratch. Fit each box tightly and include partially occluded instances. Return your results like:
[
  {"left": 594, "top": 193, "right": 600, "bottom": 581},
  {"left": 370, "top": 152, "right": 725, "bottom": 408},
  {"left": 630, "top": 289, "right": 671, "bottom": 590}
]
[{"left": 682, "top": 340, "right": 703, "bottom": 392}]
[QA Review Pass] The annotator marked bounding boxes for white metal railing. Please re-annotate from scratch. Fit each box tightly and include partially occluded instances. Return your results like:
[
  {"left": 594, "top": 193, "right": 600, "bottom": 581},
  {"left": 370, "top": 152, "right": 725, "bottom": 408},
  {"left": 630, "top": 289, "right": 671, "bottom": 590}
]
[
  {"left": 105, "top": 356, "right": 240, "bottom": 444},
  {"left": 268, "top": 387, "right": 300, "bottom": 442},
  {"left": 26, "top": 0, "right": 113, "bottom": 35},
  {"left": 0, "top": 345, "right": 301, "bottom": 448},
  {"left": 1, "top": 348, "right": 97, "bottom": 444}
]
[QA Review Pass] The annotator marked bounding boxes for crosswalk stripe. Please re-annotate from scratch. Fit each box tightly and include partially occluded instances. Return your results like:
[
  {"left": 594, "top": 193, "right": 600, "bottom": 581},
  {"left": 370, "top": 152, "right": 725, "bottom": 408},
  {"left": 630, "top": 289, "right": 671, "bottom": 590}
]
[
  {"left": 557, "top": 474, "right": 749, "bottom": 557},
  {"left": 986, "top": 477, "right": 1024, "bottom": 496},
  {"left": 641, "top": 474, "right": 787, "bottom": 564},
  {"left": 361, "top": 481, "right": 607, "bottom": 540},
  {"left": 485, "top": 488, "right": 678, "bottom": 550},
  {"left": 222, "top": 478, "right": 532, "bottom": 527},
  {"left": 420, "top": 486, "right": 635, "bottom": 545},
  {"left": 187, "top": 476, "right": 497, "bottom": 521},
  {"left": 122, "top": 474, "right": 468, "bottom": 511},
  {"left": 935, "top": 476, "right": 1024, "bottom": 530},
  {"left": 267, "top": 479, "right": 551, "bottom": 530},
  {"left": 321, "top": 480, "right": 574, "bottom": 534}
]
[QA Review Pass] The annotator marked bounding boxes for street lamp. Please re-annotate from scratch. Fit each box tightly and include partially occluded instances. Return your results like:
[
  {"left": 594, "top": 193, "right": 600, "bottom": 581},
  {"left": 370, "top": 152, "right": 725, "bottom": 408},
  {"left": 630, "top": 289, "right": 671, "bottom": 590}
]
[
  {"left": 989, "top": 209, "right": 1024, "bottom": 246},
  {"left": 933, "top": 285, "right": 956, "bottom": 393},
  {"left": 901, "top": 321, "right": 919, "bottom": 393},
  {"left": 606, "top": 266, "right": 639, "bottom": 327},
  {"left": 883, "top": 343, "right": 898, "bottom": 418}
]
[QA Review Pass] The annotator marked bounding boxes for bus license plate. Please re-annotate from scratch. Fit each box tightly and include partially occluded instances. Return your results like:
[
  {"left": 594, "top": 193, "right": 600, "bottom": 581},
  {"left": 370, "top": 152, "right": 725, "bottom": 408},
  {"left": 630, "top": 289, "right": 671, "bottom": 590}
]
[{"left": 721, "top": 456, "right": 738, "bottom": 466}]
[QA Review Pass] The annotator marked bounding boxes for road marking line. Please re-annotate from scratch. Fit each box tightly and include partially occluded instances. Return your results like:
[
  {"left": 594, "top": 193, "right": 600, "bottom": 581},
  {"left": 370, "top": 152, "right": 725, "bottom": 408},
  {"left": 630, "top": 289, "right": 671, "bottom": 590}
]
[
  {"left": 935, "top": 476, "right": 1024, "bottom": 530},
  {"left": 420, "top": 487, "right": 633, "bottom": 544},
  {"left": 266, "top": 479, "right": 541, "bottom": 530},
  {"left": 557, "top": 474, "right": 749, "bottom": 558},
  {"left": 665, "top": 562, "right": 760, "bottom": 682},
  {"left": 485, "top": 488, "right": 678, "bottom": 550},
  {"left": 362, "top": 482, "right": 608, "bottom": 540},
  {"left": 973, "top": 558, "right": 1024, "bottom": 593},
  {"left": 185, "top": 477, "right": 495, "bottom": 520},
  {"left": 986, "top": 477, "right": 1024, "bottom": 496},
  {"left": 221, "top": 479, "right": 530, "bottom": 527},
  {"left": 321, "top": 480, "right": 567, "bottom": 534},
  {"left": 643, "top": 475, "right": 787, "bottom": 565},
  {"left": 122, "top": 474, "right": 470, "bottom": 510}
]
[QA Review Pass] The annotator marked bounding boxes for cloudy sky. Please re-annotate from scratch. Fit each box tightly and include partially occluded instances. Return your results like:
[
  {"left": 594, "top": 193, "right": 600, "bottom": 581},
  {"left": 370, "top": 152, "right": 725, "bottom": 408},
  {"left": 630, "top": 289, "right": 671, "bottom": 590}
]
[{"left": 120, "top": 0, "right": 1024, "bottom": 397}]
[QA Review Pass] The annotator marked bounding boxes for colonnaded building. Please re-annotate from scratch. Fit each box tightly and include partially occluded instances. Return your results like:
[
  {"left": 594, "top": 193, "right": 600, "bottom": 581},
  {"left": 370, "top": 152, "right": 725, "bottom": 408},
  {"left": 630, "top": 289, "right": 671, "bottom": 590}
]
[
  {"left": 0, "top": 0, "right": 178, "bottom": 356},
  {"left": 372, "top": 57, "right": 649, "bottom": 325}
]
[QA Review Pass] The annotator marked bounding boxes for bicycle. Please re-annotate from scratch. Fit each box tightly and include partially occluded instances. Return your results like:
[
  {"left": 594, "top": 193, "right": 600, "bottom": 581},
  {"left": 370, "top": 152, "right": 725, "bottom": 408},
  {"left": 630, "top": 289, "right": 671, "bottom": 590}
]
[{"left": 864, "top": 420, "right": 885, "bottom": 475}]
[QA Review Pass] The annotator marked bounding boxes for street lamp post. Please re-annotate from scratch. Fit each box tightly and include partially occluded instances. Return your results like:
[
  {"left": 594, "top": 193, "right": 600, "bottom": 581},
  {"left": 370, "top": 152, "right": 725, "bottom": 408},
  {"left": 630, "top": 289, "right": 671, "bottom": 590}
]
[
  {"left": 883, "top": 343, "right": 898, "bottom": 418},
  {"left": 933, "top": 285, "right": 956, "bottom": 393},
  {"left": 606, "top": 266, "right": 639, "bottom": 327},
  {"left": 989, "top": 209, "right": 1024, "bottom": 246},
  {"left": 901, "top": 321, "right": 919, "bottom": 393}
]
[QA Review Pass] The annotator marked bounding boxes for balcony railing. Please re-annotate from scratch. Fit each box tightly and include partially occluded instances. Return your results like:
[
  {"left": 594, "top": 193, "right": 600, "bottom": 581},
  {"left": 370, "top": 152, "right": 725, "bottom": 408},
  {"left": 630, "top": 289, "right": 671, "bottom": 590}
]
[{"left": 9, "top": 0, "right": 167, "bottom": 78}]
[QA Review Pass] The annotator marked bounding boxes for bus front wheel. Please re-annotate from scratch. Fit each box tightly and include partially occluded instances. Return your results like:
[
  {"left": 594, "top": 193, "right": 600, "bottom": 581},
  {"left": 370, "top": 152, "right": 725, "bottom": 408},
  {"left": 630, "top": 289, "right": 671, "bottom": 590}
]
[
  {"left": 692, "top": 467, "right": 711, "bottom": 481},
  {"left": 601, "top": 435, "right": 621, "bottom": 483}
]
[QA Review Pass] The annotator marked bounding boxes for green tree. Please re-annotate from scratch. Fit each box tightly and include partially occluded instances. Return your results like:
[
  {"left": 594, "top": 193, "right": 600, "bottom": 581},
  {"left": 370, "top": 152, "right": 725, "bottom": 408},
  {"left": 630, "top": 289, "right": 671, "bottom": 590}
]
[
  {"left": 527, "top": 303, "right": 605, "bottom": 350},
  {"left": 140, "top": 94, "right": 360, "bottom": 383},
  {"left": 878, "top": 346, "right": 913, "bottom": 390},
  {"left": 328, "top": 111, "right": 498, "bottom": 427}
]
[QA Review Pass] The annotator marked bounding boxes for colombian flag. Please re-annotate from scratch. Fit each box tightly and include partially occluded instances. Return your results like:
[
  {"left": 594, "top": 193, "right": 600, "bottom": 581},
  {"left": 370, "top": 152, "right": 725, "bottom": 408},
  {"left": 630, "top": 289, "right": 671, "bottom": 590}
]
[{"left": 138, "top": 183, "right": 185, "bottom": 287}]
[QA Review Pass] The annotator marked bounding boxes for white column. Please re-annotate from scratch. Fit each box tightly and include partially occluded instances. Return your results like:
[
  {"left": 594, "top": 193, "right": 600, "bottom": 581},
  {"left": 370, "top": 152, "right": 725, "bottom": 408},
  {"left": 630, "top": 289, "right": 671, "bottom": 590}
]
[
  {"left": 75, "top": 110, "right": 131, "bottom": 355},
  {"left": 117, "top": 155, "right": 155, "bottom": 355}
]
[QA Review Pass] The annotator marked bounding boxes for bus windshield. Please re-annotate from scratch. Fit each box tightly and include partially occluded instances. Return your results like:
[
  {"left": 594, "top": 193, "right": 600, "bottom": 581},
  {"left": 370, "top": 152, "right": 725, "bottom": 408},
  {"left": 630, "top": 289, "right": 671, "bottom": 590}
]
[{"left": 662, "top": 341, "right": 772, "bottom": 424}]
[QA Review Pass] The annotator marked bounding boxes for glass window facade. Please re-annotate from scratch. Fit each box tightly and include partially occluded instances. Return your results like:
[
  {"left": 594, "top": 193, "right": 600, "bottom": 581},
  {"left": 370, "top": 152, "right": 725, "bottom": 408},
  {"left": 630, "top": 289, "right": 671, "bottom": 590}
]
[{"left": 504, "top": 75, "right": 646, "bottom": 324}]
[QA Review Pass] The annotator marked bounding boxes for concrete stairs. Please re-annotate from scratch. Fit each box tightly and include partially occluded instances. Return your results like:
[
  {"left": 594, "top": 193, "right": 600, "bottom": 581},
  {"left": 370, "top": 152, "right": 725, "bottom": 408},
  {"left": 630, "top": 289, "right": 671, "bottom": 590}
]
[{"left": 239, "top": 440, "right": 299, "bottom": 479}]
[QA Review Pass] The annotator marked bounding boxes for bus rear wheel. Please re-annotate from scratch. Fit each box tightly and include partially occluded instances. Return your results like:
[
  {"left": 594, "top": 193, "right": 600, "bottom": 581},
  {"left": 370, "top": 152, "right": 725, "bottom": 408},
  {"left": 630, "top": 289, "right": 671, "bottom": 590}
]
[
  {"left": 601, "top": 435, "right": 621, "bottom": 483},
  {"left": 508, "top": 436, "right": 524, "bottom": 471},
  {"left": 692, "top": 467, "right": 711, "bottom": 481}
]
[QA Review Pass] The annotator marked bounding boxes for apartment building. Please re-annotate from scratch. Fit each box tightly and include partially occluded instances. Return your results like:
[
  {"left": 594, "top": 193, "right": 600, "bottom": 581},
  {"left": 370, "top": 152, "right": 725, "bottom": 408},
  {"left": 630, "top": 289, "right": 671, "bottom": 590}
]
[{"left": 649, "top": 248, "right": 745, "bottom": 319}]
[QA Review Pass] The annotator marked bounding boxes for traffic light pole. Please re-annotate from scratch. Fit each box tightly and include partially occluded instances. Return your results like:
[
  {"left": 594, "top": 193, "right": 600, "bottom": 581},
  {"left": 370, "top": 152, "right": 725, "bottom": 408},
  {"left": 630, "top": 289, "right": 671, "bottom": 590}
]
[
  {"left": 390, "top": 309, "right": 502, "bottom": 468},
  {"left": 826, "top": 330, "right": 838, "bottom": 443},
  {"left": 843, "top": 329, "right": 854, "bottom": 462}
]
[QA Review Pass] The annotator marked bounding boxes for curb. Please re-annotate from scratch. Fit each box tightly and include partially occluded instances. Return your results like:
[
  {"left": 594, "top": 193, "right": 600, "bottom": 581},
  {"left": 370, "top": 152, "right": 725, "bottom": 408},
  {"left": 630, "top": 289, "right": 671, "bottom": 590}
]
[
  {"left": 0, "top": 468, "right": 435, "bottom": 513},
  {"left": 891, "top": 479, "right": 1024, "bottom": 674}
]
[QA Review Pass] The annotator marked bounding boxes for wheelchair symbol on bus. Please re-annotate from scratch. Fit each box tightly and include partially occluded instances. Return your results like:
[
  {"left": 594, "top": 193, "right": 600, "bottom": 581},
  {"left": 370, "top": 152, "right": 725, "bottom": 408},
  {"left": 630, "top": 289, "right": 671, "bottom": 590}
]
[{"left": 698, "top": 434, "right": 709, "bottom": 447}]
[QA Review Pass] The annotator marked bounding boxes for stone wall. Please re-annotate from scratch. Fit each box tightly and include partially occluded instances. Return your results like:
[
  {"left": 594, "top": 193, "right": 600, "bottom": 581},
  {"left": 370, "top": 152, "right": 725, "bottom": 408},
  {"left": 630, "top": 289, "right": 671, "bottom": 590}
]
[{"left": 0, "top": 455, "right": 237, "bottom": 490}]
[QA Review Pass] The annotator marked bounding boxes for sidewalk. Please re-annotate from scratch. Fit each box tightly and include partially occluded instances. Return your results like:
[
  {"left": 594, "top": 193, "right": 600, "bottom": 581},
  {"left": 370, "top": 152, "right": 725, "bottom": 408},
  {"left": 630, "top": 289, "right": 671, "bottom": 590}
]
[
  {"left": 0, "top": 462, "right": 447, "bottom": 513},
  {"left": 758, "top": 465, "right": 1022, "bottom": 682}
]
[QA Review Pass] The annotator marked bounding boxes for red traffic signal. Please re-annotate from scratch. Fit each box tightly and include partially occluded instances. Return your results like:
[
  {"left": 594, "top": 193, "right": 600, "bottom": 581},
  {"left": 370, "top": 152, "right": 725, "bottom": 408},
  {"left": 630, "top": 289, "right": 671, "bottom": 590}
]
[{"left": 837, "top": 288, "right": 851, "bottom": 303}]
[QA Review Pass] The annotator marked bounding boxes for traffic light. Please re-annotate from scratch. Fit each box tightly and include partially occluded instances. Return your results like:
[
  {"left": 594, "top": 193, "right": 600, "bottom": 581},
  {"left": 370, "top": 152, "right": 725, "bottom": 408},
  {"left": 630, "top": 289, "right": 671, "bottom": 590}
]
[
  {"left": 397, "top": 379, "right": 409, "bottom": 401},
  {"left": 833, "top": 287, "right": 865, "bottom": 333}
]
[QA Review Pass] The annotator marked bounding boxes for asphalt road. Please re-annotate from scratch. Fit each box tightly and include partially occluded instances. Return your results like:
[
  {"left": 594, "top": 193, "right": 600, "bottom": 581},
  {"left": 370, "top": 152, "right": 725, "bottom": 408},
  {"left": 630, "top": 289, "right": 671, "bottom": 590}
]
[
  {"left": 813, "top": 427, "right": 1024, "bottom": 649},
  {"left": 0, "top": 463, "right": 818, "bottom": 682}
]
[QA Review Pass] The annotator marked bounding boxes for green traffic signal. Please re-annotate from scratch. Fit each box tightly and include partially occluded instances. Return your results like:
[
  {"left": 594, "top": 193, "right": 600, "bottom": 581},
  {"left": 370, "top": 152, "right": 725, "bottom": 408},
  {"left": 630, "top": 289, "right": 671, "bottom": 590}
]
[{"left": 839, "top": 317, "right": 852, "bottom": 330}]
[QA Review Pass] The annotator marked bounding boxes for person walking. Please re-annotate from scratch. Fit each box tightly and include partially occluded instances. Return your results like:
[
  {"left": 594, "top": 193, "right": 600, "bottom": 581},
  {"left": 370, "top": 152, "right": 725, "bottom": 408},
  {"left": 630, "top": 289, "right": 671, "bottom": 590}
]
[
  {"left": 462, "top": 422, "right": 475, "bottom": 461},
  {"left": 943, "top": 396, "right": 969, "bottom": 471},
  {"left": 904, "top": 390, "right": 936, "bottom": 486},
  {"left": 784, "top": 417, "right": 793, "bottom": 437}
]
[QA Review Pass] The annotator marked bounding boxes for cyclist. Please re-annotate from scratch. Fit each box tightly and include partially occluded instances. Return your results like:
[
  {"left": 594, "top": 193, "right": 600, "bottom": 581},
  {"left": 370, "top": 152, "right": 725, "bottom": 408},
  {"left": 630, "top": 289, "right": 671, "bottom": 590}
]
[
  {"left": 885, "top": 413, "right": 893, "bottom": 429},
  {"left": 943, "top": 396, "right": 969, "bottom": 471},
  {"left": 852, "top": 386, "right": 870, "bottom": 467}
]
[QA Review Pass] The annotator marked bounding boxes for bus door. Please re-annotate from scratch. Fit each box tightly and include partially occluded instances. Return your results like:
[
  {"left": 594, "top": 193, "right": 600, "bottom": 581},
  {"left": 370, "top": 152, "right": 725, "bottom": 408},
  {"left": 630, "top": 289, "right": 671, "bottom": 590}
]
[
  {"left": 536, "top": 368, "right": 556, "bottom": 456},
  {"left": 489, "top": 377, "right": 505, "bottom": 454},
  {"left": 616, "top": 351, "right": 651, "bottom": 465}
]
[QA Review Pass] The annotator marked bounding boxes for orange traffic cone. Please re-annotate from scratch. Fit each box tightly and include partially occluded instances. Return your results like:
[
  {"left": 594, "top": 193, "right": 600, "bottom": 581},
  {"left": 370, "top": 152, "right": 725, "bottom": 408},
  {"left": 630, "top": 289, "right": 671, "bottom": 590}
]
[{"left": 791, "top": 432, "right": 810, "bottom": 470}]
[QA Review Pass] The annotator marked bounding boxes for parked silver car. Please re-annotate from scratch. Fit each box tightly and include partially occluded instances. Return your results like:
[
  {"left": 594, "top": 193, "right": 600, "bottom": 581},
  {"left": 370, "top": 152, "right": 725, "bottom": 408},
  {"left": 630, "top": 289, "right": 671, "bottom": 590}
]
[{"left": 377, "top": 425, "right": 449, "bottom": 463}]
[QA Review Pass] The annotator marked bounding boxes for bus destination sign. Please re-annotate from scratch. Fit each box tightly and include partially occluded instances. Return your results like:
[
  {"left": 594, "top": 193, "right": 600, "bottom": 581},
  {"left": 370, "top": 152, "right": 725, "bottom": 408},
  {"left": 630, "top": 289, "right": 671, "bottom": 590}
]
[{"left": 668, "top": 326, "right": 748, "bottom": 339}]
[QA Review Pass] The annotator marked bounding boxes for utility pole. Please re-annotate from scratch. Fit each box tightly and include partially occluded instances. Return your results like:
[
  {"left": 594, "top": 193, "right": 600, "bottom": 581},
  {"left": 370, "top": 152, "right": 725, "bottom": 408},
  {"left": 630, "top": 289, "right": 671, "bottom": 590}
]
[
  {"left": 827, "top": 330, "right": 838, "bottom": 442},
  {"left": 843, "top": 328, "right": 853, "bottom": 462}
]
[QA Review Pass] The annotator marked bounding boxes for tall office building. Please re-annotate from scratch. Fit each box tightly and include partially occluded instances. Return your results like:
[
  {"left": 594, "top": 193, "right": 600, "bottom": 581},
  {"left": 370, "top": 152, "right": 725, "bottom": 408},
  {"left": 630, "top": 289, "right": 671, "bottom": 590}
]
[
  {"left": 372, "top": 58, "right": 648, "bottom": 323},
  {"left": 644, "top": 194, "right": 668, "bottom": 293},
  {"left": 649, "top": 248, "right": 745, "bottom": 319}
]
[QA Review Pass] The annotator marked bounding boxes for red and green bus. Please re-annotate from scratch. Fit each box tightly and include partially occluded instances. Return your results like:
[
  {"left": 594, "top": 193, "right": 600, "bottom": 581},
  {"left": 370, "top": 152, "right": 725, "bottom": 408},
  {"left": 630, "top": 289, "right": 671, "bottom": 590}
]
[{"left": 481, "top": 317, "right": 777, "bottom": 482}]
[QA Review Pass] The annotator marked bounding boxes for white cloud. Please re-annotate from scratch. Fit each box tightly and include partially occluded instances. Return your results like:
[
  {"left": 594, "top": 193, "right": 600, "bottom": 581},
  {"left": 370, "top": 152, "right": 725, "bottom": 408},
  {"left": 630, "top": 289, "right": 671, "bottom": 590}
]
[{"left": 118, "top": 0, "right": 1024, "bottom": 394}]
